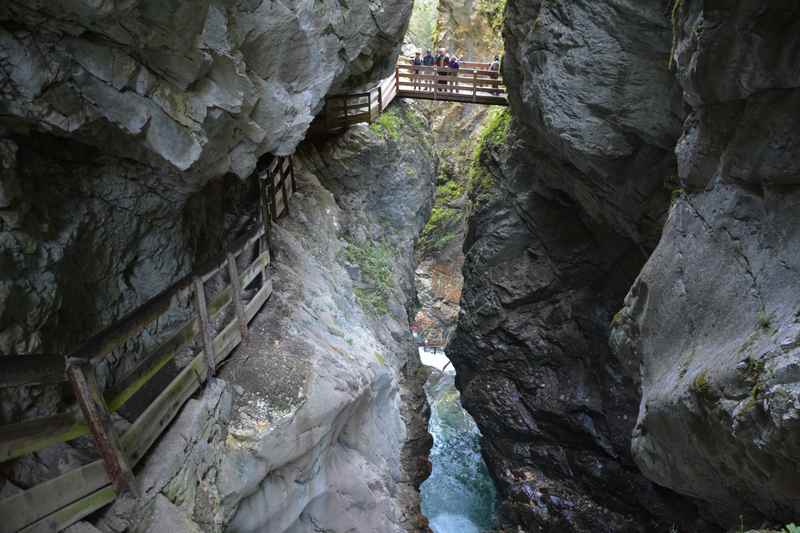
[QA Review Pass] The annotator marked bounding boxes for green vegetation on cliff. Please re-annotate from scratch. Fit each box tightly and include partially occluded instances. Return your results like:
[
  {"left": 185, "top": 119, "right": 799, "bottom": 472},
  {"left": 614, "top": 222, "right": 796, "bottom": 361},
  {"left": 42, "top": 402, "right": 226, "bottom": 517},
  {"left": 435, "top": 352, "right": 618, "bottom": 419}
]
[
  {"left": 477, "top": 0, "right": 507, "bottom": 35},
  {"left": 467, "top": 108, "right": 509, "bottom": 201},
  {"left": 344, "top": 239, "right": 395, "bottom": 316}
]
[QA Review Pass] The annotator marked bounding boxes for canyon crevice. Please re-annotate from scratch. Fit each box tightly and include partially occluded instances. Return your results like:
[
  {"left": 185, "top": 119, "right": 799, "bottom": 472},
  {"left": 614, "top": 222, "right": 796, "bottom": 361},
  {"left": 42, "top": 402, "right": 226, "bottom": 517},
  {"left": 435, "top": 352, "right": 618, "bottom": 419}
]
[{"left": 449, "top": 0, "right": 800, "bottom": 531}]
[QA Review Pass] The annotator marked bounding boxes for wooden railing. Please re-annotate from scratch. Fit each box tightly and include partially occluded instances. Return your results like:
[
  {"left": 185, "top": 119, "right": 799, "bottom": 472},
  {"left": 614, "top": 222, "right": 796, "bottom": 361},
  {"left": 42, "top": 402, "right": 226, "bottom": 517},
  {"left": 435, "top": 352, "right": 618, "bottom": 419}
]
[
  {"left": 395, "top": 63, "right": 508, "bottom": 105},
  {"left": 321, "top": 60, "right": 507, "bottom": 132},
  {"left": 0, "top": 155, "right": 295, "bottom": 533},
  {"left": 323, "top": 73, "right": 398, "bottom": 131}
]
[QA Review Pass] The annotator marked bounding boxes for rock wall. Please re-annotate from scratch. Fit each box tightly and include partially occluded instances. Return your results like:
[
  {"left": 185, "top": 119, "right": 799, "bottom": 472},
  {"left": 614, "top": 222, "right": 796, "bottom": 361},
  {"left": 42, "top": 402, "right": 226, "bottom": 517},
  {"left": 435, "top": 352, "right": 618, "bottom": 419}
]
[
  {"left": 451, "top": 0, "right": 800, "bottom": 530},
  {"left": 0, "top": 0, "right": 411, "bottom": 178},
  {"left": 80, "top": 103, "right": 435, "bottom": 532},
  {"left": 0, "top": 0, "right": 411, "bottom": 357},
  {"left": 611, "top": 1, "right": 800, "bottom": 528},
  {"left": 448, "top": 0, "right": 715, "bottom": 531},
  {"left": 435, "top": 0, "right": 503, "bottom": 61}
]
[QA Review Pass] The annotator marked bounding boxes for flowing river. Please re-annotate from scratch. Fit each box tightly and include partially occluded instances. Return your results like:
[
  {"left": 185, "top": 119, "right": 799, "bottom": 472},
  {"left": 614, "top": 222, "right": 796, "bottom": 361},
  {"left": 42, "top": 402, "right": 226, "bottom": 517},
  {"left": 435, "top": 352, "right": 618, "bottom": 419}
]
[{"left": 419, "top": 348, "right": 497, "bottom": 533}]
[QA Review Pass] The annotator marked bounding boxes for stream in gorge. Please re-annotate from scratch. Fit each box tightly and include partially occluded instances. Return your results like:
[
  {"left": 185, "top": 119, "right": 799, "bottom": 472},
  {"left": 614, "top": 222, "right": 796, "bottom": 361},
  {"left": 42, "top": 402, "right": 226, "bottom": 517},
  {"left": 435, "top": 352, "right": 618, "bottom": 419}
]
[{"left": 419, "top": 348, "right": 497, "bottom": 533}]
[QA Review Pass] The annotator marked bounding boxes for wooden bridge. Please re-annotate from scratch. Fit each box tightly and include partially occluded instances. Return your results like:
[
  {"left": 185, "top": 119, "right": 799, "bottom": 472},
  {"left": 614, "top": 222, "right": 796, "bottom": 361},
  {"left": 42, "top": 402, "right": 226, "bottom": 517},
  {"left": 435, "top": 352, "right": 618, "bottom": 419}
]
[
  {"left": 323, "top": 60, "right": 507, "bottom": 130},
  {"left": 0, "top": 156, "right": 294, "bottom": 533}
]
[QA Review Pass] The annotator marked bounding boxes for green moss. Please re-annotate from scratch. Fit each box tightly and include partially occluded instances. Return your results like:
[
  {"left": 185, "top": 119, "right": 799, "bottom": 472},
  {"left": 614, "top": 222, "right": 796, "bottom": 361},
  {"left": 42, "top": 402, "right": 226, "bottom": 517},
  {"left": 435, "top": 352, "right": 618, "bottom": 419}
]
[
  {"left": 476, "top": 0, "right": 507, "bottom": 34},
  {"left": 669, "top": 0, "right": 685, "bottom": 69},
  {"left": 419, "top": 205, "right": 463, "bottom": 254},
  {"left": 670, "top": 187, "right": 685, "bottom": 205},
  {"left": 370, "top": 110, "right": 403, "bottom": 142},
  {"left": 467, "top": 108, "right": 510, "bottom": 202},
  {"left": 690, "top": 369, "right": 715, "bottom": 402},
  {"left": 345, "top": 239, "right": 395, "bottom": 316},
  {"left": 374, "top": 352, "right": 386, "bottom": 365},
  {"left": 757, "top": 310, "right": 772, "bottom": 330}
]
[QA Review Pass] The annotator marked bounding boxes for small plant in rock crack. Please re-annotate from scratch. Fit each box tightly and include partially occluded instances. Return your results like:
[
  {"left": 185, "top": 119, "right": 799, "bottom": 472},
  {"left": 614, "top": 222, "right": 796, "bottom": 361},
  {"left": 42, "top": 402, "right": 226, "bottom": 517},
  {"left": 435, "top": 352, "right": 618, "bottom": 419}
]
[
  {"left": 344, "top": 239, "right": 395, "bottom": 316},
  {"left": 757, "top": 310, "right": 771, "bottom": 330}
]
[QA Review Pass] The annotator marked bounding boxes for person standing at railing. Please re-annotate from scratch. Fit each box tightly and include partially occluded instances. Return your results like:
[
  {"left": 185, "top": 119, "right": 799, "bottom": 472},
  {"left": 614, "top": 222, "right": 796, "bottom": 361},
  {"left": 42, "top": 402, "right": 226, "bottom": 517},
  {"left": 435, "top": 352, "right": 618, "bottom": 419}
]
[
  {"left": 489, "top": 55, "right": 501, "bottom": 95},
  {"left": 448, "top": 55, "right": 460, "bottom": 93},
  {"left": 435, "top": 49, "right": 449, "bottom": 94},
  {"left": 423, "top": 49, "right": 435, "bottom": 91},
  {"left": 412, "top": 51, "right": 423, "bottom": 92}
]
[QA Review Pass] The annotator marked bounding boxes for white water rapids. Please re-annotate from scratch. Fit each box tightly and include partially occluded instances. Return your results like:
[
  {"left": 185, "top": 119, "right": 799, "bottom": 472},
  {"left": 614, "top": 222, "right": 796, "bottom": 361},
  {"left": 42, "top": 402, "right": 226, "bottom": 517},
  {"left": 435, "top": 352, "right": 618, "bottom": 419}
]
[{"left": 419, "top": 348, "right": 497, "bottom": 533}]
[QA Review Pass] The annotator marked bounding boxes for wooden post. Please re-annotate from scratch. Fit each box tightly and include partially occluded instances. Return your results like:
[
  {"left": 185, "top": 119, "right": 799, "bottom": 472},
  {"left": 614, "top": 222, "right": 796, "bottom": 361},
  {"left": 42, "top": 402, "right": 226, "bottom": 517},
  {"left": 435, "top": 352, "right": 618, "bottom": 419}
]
[
  {"left": 473, "top": 69, "right": 478, "bottom": 102},
  {"left": 67, "top": 360, "right": 138, "bottom": 496},
  {"left": 227, "top": 254, "right": 248, "bottom": 340},
  {"left": 193, "top": 277, "right": 216, "bottom": 375},
  {"left": 269, "top": 165, "right": 278, "bottom": 222},
  {"left": 376, "top": 85, "right": 382, "bottom": 120},
  {"left": 395, "top": 66, "right": 400, "bottom": 98},
  {"left": 280, "top": 157, "right": 290, "bottom": 217}
]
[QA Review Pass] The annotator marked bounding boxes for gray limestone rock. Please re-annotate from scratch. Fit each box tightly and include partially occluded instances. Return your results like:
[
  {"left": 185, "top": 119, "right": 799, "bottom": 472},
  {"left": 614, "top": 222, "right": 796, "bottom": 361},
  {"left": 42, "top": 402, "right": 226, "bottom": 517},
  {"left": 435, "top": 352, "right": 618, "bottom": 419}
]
[
  {"left": 611, "top": 1, "right": 800, "bottom": 527},
  {"left": 448, "top": 0, "right": 714, "bottom": 530},
  {"left": 0, "top": 0, "right": 412, "bottom": 181}
]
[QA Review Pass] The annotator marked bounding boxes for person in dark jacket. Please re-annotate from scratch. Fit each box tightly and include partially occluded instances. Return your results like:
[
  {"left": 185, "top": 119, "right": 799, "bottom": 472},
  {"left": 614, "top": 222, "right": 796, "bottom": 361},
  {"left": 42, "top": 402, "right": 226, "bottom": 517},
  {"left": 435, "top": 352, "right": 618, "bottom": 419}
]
[
  {"left": 412, "top": 51, "right": 423, "bottom": 91},
  {"left": 448, "top": 55, "right": 460, "bottom": 93},
  {"left": 422, "top": 50, "right": 434, "bottom": 91},
  {"left": 436, "top": 49, "right": 449, "bottom": 94}
]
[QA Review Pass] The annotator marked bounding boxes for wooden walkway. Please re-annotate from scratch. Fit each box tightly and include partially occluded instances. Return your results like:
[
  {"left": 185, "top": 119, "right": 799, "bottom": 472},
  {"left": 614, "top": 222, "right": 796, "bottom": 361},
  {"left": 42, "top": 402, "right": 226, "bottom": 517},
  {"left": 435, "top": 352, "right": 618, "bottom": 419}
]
[
  {"left": 0, "top": 156, "right": 295, "bottom": 533},
  {"left": 323, "top": 60, "right": 507, "bottom": 130}
]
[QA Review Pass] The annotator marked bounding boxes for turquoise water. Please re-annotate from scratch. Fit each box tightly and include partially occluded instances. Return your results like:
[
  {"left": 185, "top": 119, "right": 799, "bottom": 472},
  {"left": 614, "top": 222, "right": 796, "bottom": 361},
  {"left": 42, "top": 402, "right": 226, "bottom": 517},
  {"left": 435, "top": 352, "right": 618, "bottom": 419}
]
[{"left": 420, "top": 350, "right": 497, "bottom": 533}]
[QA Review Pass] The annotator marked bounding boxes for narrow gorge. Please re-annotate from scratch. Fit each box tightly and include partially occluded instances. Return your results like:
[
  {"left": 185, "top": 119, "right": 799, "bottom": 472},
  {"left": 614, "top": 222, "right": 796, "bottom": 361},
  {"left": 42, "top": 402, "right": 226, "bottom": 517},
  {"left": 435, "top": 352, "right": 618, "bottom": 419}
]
[{"left": 1, "top": 1, "right": 799, "bottom": 533}]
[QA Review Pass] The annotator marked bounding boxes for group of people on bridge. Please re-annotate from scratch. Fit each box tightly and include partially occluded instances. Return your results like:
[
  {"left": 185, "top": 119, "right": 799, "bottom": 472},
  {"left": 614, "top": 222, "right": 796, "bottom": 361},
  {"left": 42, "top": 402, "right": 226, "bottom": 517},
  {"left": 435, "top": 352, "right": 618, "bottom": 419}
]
[{"left": 409, "top": 48, "right": 502, "bottom": 95}]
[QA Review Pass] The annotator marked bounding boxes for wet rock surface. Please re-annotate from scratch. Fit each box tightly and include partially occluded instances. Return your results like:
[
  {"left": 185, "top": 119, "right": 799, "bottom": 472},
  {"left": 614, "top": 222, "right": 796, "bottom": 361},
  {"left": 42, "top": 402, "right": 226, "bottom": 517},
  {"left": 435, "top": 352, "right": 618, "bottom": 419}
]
[
  {"left": 0, "top": 0, "right": 411, "bottom": 178},
  {"left": 90, "top": 103, "right": 436, "bottom": 532},
  {"left": 448, "top": 0, "right": 713, "bottom": 531},
  {"left": 451, "top": 0, "right": 800, "bottom": 531},
  {"left": 611, "top": 1, "right": 800, "bottom": 527}
]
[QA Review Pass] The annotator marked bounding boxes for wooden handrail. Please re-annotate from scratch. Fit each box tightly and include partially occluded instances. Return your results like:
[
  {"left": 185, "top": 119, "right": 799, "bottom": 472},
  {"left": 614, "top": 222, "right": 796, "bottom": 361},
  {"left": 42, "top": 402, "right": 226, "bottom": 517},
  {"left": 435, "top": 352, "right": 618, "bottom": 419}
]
[{"left": 0, "top": 156, "right": 295, "bottom": 533}]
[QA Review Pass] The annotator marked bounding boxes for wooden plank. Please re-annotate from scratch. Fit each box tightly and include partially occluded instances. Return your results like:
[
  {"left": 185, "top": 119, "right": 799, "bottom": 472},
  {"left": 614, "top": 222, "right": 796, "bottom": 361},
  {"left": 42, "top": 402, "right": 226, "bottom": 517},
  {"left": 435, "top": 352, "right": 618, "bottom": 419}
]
[
  {"left": 193, "top": 277, "right": 216, "bottom": 376},
  {"left": 104, "top": 316, "right": 200, "bottom": 412},
  {"left": 280, "top": 159, "right": 290, "bottom": 218},
  {"left": 288, "top": 156, "right": 296, "bottom": 195},
  {"left": 200, "top": 262, "right": 225, "bottom": 283},
  {"left": 67, "top": 361, "right": 137, "bottom": 496},
  {"left": 242, "top": 250, "right": 271, "bottom": 288},
  {"left": 397, "top": 90, "right": 508, "bottom": 106},
  {"left": 20, "top": 486, "right": 116, "bottom": 533},
  {"left": 121, "top": 348, "right": 207, "bottom": 466},
  {"left": 213, "top": 317, "right": 242, "bottom": 366},
  {"left": 227, "top": 254, "right": 248, "bottom": 340},
  {"left": 397, "top": 80, "right": 503, "bottom": 92},
  {"left": 398, "top": 72, "right": 504, "bottom": 85},
  {"left": 0, "top": 280, "right": 238, "bottom": 463},
  {"left": 246, "top": 278, "right": 273, "bottom": 322},
  {"left": 79, "top": 278, "right": 193, "bottom": 365},
  {"left": 0, "top": 412, "right": 87, "bottom": 463},
  {"left": 0, "top": 223, "right": 272, "bottom": 533},
  {"left": 396, "top": 64, "right": 501, "bottom": 77},
  {"left": 2, "top": 347, "right": 212, "bottom": 532},
  {"left": 0, "top": 459, "right": 110, "bottom": 533},
  {"left": 0, "top": 354, "right": 66, "bottom": 388}
]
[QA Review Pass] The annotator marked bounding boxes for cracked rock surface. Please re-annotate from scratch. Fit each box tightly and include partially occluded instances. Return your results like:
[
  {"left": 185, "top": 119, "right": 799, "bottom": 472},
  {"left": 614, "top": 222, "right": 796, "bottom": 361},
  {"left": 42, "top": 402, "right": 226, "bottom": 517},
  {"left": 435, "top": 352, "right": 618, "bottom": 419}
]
[
  {"left": 91, "top": 103, "right": 435, "bottom": 532},
  {"left": 0, "top": 0, "right": 411, "bottom": 178},
  {"left": 447, "top": 0, "right": 703, "bottom": 530},
  {"left": 610, "top": 1, "right": 800, "bottom": 527}
]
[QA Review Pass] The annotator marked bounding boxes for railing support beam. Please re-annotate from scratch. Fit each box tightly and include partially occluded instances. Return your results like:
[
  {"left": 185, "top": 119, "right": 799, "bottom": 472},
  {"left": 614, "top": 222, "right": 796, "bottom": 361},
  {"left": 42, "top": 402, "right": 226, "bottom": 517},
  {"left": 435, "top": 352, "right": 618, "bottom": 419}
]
[
  {"left": 67, "top": 360, "right": 138, "bottom": 496},
  {"left": 194, "top": 277, "right": 216, "bottom": 376},
  {"left": 227, "top": 254, "right": 248, "bottom": 340}
]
